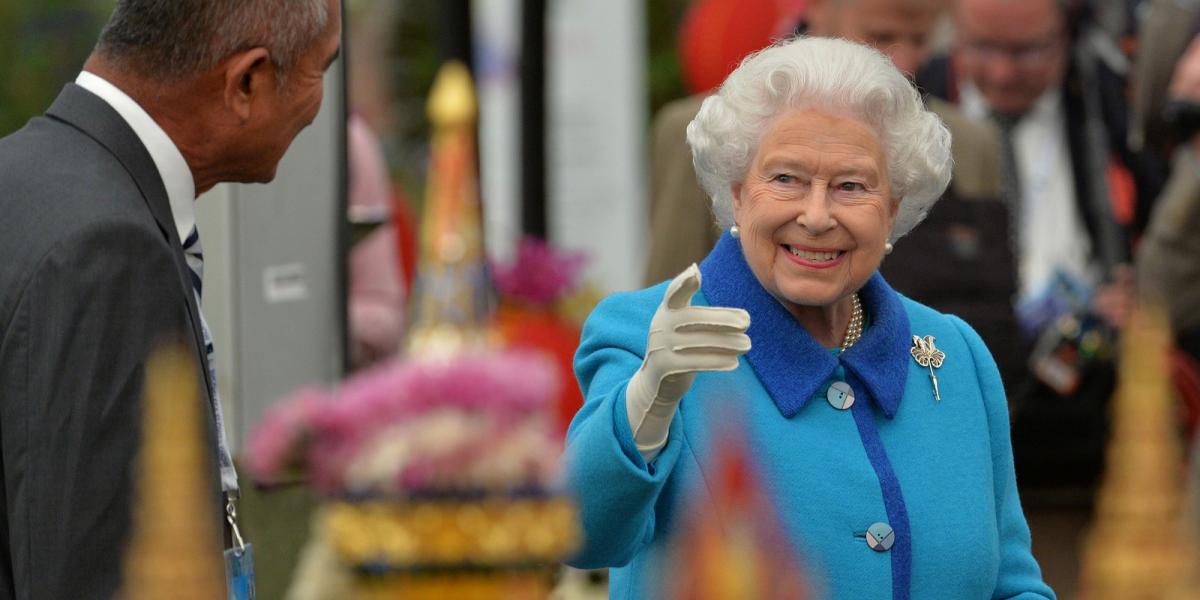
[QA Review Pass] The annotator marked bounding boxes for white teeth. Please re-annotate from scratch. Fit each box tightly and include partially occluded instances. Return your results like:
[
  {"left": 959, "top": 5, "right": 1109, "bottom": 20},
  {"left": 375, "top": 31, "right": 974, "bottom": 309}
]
[{"left": 788, "top": 246, "right": 839, "bottom": 261}]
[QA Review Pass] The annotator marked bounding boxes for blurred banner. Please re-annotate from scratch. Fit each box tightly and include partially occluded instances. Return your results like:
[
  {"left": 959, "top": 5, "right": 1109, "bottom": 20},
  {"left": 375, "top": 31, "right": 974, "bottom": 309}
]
[
  {"left": 473, "top": 0, "right": 523, "bottom": 266},
  {"left": 547, "top": 0, "right": 648, "bottom": 293}
]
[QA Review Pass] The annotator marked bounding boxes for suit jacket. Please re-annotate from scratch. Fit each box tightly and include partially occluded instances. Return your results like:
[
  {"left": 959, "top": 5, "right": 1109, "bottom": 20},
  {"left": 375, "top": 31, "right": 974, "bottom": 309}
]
[{"left": 0, "top": 84, "right": 222, "bottom": 600}]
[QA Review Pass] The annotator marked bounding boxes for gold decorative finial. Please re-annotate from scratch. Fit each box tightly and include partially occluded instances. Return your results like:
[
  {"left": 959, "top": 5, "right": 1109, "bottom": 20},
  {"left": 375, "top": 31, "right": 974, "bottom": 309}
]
[
  {"left": 406, "top": 61, "right": 493, "bottom": 357},
  {"left": 427, "top": 61, "right": 477, "bottom": 130},
  {"left": 120, "top": 346, "right": 225, "bottom": 600},
  {"left": 1078, "top": 305, "right": 1199, "bottom": 598}
]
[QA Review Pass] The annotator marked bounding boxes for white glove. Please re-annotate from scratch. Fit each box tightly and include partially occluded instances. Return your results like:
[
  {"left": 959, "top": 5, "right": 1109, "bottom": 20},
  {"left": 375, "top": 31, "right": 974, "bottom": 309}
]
[{"left": 626, "top": 264, "right": 751, "bottom": 462}]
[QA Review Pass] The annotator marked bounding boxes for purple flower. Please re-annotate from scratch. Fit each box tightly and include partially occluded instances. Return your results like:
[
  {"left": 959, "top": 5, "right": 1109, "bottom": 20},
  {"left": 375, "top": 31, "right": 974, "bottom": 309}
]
[{"left": 491, "top": 237, "right": 588, "bottom": 306}]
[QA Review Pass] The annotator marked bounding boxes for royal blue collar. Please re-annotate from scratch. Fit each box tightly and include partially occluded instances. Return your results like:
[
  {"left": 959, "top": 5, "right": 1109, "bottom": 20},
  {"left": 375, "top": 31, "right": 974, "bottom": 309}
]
[{"left": 699, "top": 233, "right": 911, "bottom": 418}]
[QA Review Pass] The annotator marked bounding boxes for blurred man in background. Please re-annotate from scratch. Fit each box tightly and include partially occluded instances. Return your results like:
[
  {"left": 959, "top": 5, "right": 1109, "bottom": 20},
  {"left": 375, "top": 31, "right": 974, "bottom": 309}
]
[
  {"left": 0, "top": 1, "right": 341, "bottom": 598},
  {"left": 918, "top": 0, "right": 1156, "bottom": 496},
  {"left": 806, "top": 0, "right": 941, "bottom": 76}
]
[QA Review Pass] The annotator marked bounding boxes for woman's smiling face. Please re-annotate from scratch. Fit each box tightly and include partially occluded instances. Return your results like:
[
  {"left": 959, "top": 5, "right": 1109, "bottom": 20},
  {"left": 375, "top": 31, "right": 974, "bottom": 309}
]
[{"left": 732, "top": 109, "right": 897, "bottom": 315}]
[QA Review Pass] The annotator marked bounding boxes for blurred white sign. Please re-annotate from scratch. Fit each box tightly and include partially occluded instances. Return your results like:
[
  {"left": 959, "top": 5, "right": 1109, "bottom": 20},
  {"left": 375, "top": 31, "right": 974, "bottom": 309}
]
[{"left": 547, "top": 0, "right": 648, "bottom": 293}]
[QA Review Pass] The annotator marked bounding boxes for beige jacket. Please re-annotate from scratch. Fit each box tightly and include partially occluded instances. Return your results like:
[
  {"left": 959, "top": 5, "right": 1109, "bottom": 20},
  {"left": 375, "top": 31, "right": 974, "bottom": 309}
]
[
  {"left": 1138, "top": 149, "right": 1200, "bottom": 332},
  {"left": 1130, "top": 0, "right": 1200, "bottom": 153}
]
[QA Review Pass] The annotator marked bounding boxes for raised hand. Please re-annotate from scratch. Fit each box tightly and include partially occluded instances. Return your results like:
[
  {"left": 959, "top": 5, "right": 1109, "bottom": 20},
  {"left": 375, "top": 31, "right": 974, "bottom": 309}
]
[{"left": 626, "top": 264, "right": 751, "bottom": 462}]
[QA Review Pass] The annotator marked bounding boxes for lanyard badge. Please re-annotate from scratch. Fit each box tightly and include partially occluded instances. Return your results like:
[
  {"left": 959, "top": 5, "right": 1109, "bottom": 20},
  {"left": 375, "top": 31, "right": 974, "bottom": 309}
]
[{"left": 224, "top": 492, "right": 256, "bottom": 600}]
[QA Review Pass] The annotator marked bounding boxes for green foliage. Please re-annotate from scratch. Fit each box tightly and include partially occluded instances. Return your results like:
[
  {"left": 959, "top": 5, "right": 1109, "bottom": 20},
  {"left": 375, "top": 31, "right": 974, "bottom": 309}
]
[
  {"left": 646, "top": 0, "right": 690, "bottom": 117},
  {"left": 0, "top": 1, "right": 111, "bottom": 136},
  {"left": 0, "top": 0, "right": 693, "bottom": 179},
  {"left": 372, "top": 0, "right": 440, "bottom": 212}
]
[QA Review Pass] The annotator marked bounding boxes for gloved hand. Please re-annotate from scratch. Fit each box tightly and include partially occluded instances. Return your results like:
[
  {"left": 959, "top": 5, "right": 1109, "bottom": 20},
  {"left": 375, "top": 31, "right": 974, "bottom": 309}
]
[{"left": 626, "top": 264, "right": 751, "bottom": 462}]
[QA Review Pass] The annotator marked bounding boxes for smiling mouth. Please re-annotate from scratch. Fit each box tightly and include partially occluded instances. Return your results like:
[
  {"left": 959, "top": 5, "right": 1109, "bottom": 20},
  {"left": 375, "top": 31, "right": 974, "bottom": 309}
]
[{"left": 784, "top": 244, "right": 844, "bottom": 263}]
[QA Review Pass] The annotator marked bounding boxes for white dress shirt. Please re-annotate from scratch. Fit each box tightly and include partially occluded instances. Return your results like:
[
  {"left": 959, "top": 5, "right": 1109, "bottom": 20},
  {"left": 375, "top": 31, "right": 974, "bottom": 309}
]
[
  {"left": 76, "top": 71, "right": 197, "bottom": 243},
  {"left": 960, "top": 81, "right": 1099, "bottom": 301}
]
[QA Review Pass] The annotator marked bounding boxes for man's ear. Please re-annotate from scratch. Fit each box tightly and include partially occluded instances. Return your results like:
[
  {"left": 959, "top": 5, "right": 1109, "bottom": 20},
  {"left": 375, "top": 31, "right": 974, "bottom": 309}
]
[{"left": 222, "top": 47, "right": 272, "bottom": 121}]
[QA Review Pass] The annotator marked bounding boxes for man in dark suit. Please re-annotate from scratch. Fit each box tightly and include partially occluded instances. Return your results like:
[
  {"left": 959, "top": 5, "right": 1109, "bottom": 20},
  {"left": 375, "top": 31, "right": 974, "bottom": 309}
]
[
  {"left": 917, "top": 0, "right": 1159, "bottom": 497},
  {"left": 0, "top": 1, "right": 341, "bottom": 598}
]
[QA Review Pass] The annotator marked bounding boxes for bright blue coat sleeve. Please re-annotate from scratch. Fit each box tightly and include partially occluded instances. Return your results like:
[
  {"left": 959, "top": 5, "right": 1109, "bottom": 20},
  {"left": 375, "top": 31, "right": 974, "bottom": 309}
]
[
  {"left": 950, "top": 315, "right": 1056, "bottom": 600},
  {"left": 563, "top": 284, "right": 687, "bottom": 569}
]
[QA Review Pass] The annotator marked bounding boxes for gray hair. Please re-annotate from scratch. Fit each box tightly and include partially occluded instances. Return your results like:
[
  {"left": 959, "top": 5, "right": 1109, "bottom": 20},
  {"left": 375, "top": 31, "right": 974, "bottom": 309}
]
[
  {"left": 687, "top": 36, "right": 953, "bottom": 243},
  {"left": 96, "top": 0, "right": 330, "bottom": 83}
]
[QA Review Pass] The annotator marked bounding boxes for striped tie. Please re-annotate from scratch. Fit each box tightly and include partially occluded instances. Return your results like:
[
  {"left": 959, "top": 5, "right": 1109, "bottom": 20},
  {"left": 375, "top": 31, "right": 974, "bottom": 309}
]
[
  {"left": 992, "top": 112, "right": 1024, "bottom": 258},
  {"left": 182, "top": 226, "right": 239, "bottom": 493}
]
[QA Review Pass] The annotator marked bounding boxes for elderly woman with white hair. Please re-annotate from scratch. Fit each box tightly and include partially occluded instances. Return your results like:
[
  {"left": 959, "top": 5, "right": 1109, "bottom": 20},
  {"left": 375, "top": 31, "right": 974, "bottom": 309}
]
[{"left": 564, "top": 37, "right": 1054, "bottom": 599}]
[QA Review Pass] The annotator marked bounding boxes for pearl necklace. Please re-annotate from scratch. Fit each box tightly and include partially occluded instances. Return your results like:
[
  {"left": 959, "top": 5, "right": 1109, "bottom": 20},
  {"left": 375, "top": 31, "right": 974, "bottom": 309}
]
[{"left": 840, "top": 293, "right": 864, "bottom": 352}]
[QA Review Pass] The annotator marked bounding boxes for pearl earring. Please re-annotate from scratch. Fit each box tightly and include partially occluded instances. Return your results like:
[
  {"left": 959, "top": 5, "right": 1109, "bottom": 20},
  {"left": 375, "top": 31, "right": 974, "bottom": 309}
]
[
  {"left": 731, "top": 225, "right": 741, "bottom": 239},
  {"left": 884, "top": 242, "right": 894, "bottom": 255}
]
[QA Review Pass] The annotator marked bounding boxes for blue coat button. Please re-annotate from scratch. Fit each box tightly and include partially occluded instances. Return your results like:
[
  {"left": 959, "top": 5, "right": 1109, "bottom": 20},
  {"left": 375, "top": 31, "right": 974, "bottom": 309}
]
[
  {"left": 866, "top": 522, "right": 895, "bottom": 552},
  {"left": 826, "top": 381, "right": 855, "bottom": 410}
]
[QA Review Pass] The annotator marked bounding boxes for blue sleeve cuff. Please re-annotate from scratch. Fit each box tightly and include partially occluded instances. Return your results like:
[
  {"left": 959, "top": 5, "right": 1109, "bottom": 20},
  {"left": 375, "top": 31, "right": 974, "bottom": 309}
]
[{"left": 564, "top": 381, "right": 684, "bottom": 568}]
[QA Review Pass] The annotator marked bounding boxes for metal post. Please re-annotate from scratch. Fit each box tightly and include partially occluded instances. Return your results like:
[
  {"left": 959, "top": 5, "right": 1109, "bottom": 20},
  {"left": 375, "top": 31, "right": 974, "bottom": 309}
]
[{"left": 520, "top": 0, "right": 547, "bottom": 238}]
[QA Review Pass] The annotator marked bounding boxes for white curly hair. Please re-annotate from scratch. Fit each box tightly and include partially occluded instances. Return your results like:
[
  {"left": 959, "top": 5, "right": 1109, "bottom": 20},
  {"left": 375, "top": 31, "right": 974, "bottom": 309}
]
[{"left": 687, "top": 36, "right": 953, "bottom": 243}]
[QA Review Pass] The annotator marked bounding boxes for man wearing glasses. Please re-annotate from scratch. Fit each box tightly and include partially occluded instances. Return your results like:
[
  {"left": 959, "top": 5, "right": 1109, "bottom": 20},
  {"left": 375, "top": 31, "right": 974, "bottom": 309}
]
[{"left": 917, "top": 0, "right": 1158, "bottom": 503}]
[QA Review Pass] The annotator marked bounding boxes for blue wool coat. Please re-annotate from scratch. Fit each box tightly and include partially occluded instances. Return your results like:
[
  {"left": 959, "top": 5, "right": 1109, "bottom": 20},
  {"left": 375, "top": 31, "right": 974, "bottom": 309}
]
[{"left": 564, "top": 234, "right": 1055, "bottom": 600}]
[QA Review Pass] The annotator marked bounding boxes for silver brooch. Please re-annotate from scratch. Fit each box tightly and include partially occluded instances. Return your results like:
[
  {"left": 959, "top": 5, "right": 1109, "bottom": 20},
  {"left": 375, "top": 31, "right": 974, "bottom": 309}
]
[{"left": 910, "top": 335, "right": 945, "bottom": 401}]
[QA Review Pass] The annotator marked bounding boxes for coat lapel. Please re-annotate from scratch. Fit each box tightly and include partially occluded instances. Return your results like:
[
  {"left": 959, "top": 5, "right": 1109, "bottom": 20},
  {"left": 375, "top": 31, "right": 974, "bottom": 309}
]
[{"left": 45, "top": 83, "right": 215, "bottom": 404}]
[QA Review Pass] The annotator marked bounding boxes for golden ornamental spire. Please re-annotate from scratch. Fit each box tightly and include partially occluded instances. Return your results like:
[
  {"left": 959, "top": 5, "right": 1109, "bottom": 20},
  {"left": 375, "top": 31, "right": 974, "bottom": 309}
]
[
  {"left": 427, "top": 61, "right": 477, "bottom": 129},
  {"left": 1078, "top": 305, "right": 1200, "bottom": 599},
  {"left": 120, "top": 346, "right": 225, "bottom": 600},
  {"left": 406, "top": 60, "right": 493, "bottom": 357}
]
